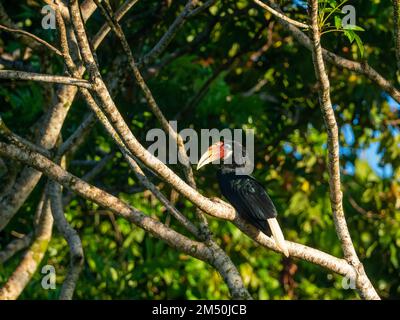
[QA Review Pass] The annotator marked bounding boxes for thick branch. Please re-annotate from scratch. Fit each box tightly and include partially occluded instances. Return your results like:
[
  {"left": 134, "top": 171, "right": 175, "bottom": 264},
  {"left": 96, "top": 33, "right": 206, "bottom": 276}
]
[
  {"left": 0, "top": 0, "right": 133, "bottom": 231},
  {"left": 94, "top": 0, "right": 210, "bottom": 235},
  {"left": 0, "top": 141, "right": 251, "bottom": 299},
  {"left": 0, "top": 141, "right": 366, "bottom": 284},
  {"left": 0, "top": 197, "right": 53, "bottom": 300},
  {"left": 77, "top": 85, "right": 200, "bottom": 237},
  {"left": 48, "top": 180, "right": 84, "bottom": 300},
  {"left": 123, "top": 156, "right": 201, "bottom": 237}
]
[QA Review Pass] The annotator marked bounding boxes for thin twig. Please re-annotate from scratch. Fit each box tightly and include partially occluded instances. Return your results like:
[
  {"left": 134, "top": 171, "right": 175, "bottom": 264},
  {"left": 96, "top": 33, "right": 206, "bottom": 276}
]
[
  {"left": 140, "top": 0, "right": 201, "bottom": 66},
  {"left": 56, "top": 114, "right": 96, "bottom": 159},
  {"left": 257, "top": 0, "right": 400, "bottom": 103},
  {"left": 253, "top": 0, "right": 309, "bottom": 29},
  {"left": 0, "top": 24, "right": 62, "bottom": 56},
  {"left": 91, "top": 0, "right": 140, "bottom": 49},
  {"left": 0, "top": 0, "right": 130, "bottom": 232},
  {"left": 62, "top": 153, "right": 115, "bottom": 207}
]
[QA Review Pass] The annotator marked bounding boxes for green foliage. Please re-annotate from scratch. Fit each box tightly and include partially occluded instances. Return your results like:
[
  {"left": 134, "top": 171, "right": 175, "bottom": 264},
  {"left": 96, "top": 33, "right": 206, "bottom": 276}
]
[
  {"left": 0, "top": 0, "right": 399, "bottom": 300},
  {"left": 319, "top": 0, "right": 365, "bottom": 56}
]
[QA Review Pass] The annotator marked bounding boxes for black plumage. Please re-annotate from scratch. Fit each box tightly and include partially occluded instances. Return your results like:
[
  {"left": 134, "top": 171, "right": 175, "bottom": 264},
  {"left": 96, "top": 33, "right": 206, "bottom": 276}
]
[
  {"left": 217, "top": 168, "right": 277, "bottom": 236},
  {"left": 197, "top": 140, "right": 288, "bottom": 256}
]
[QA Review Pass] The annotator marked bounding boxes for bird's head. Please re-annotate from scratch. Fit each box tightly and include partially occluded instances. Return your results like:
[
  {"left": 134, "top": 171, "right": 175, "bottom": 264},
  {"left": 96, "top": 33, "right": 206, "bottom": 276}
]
[{"left": 196, "top": 140, "right": 249, "bottom": 171}]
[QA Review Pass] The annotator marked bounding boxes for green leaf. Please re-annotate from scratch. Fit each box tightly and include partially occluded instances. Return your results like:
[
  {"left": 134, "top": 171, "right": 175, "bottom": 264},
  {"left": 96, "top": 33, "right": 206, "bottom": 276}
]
[
  {"left": 366, "top": 242, "right": 378, "bottom": 258},
  {"left": 344, "top": 29, "right": 355, "bottom": 43},
  {"left": 110, "top": 267, "right": 119, "bottom": 281},
  {"left": 343, "top": 24, "right": 365, "bottom": 32},
  {"left": 329, "top": 0, "right": 338, "bottom": 8},
  {"left": 390, "top": 244, "right": 399, "bottom": 268},
  {"left": 334, "top": 16, "right": 342, "bottom": 29},
  {"left": 320, "top": 0, "right": 338, "bottom": 8}
]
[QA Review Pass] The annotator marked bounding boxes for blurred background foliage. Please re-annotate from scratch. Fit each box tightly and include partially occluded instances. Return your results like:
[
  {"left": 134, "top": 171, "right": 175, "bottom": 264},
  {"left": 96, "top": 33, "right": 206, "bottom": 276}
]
[{"left": 0, "top": 0, "right": 399, "bottom": 299}]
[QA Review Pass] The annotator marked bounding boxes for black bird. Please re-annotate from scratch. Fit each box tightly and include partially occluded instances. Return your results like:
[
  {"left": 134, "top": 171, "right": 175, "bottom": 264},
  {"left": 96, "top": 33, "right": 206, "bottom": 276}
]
[{"left": 197, "top": 140, "right": 289, "bottom": 257}]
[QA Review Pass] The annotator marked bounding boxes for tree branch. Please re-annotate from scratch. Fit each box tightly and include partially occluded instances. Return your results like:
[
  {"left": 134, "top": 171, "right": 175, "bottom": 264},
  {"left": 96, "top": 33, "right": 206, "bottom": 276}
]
[
  {"left": 91, "top": 0, "right": 140, "bottom": 49},
  {"left": 0, "top": 141, "right": 251, "bottom": 299},
  {"left": 0, "top": 24, "right": 63, "bottom": 56},
  {"left": 0, "top": 233, "right": 32, "bottom": 265},
  {"left": 55, "top": 114, "right": 96, "bottom": 159},
  {"left": 93, "top": 0, "right": 210, "bottom": 237},
  {"left": 0, "top": 196, "right": 53, "bottom": 300},
  {"left": 0, "top": 0, "right": 134, "bottom": 231},
  {"left": 253, "top": 0, "right": 309, "bottom": 29},
  {"left": 0, "top": 141, "right": 367, "bottom": 289},
  {"left": 256, "top": 0, "right": 400, "bottom": 103},
  {"left": 0, "top": 2, "right": 42, "bottom": 51},
  {"left": 0, "top": 70, "right": 92, "bottom": 89},
  {"left": 308, "top": 0, "right": 379, "bottom": 300},
  {"left": 48, "top": 180, "right": 84, "bottom": 300},
  {"left": 140, "top": 0, "right": 201, "bottom": 66}
]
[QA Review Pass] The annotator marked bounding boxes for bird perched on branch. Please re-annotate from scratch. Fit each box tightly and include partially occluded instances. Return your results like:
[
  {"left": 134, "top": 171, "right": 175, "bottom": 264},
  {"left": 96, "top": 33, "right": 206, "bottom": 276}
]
[{"left": 197, "top": 140, "right": 289, "bottom": 257}]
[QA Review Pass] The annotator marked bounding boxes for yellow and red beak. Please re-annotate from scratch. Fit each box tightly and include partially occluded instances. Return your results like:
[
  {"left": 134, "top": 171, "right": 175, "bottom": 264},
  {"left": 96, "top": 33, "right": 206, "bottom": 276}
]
[{"left": 196, "top": 142, "right": 224, "bottom": 170}]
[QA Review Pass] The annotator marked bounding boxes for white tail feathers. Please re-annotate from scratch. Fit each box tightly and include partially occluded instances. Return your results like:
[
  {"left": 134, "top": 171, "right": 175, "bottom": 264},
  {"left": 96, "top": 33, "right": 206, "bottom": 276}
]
[{"left": 267, "top": 218, "right": 289, "bottom": 257}]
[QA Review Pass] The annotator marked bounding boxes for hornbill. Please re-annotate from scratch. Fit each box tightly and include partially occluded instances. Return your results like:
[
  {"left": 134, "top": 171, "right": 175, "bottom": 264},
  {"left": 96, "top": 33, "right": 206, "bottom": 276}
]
[{"left": 197, "top": 140, "right": 289, "bottom": 257}]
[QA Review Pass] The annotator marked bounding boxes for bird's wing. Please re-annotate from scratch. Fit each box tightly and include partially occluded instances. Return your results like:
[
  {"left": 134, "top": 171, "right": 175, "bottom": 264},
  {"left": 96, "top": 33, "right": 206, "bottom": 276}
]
[
  {"left": 231, "top": 175, "right": 278, "bottom": 220},
  {"left": 232, "top": 176, "right": 288, "bottom": 256}
]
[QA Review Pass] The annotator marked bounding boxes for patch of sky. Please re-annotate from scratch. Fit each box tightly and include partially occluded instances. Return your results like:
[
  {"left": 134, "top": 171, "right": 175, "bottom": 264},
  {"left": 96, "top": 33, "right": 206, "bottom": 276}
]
[
  {"left": 282, "top": 142, "right": 302, "bottom": 159},
  {"left": 292, "top": 0, "right": 307, "bottom": 9},
  {"left": 283, "top": 97, "right": 397, "bottom": 178},
  {"left": 341, "top": 124, "right": 393, "bottom": 178},
  {"left": 386, "top": 94, "right": 400, "bottom": 111},
  {"left": 358, "top": 141, "right": 393, "bottom": 178}
]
